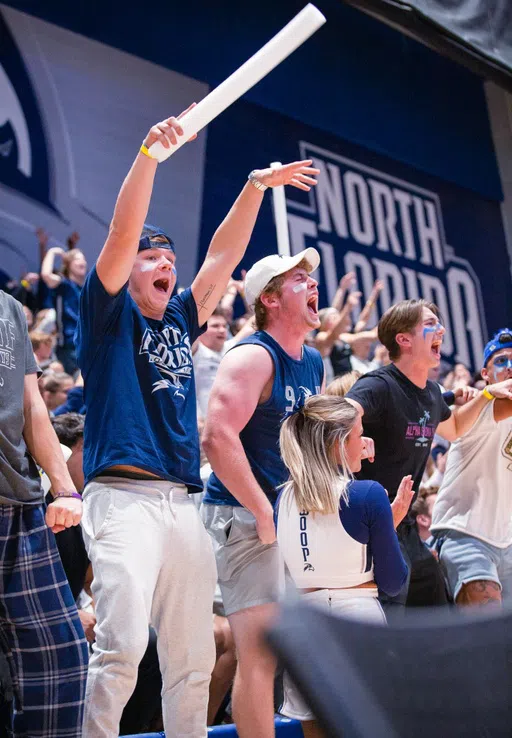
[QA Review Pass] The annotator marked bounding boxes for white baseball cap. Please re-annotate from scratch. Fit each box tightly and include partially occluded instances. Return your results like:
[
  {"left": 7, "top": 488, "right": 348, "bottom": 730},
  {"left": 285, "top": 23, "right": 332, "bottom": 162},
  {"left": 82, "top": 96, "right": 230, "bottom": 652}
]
[{"left": 244, "top": 248, "right": 320, "bottom": 307}]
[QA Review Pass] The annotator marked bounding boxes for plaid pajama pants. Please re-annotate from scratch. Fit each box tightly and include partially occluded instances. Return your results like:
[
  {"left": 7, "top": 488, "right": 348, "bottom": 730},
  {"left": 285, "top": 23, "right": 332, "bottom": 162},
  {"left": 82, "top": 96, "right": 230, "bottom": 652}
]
[{"left": 0, "top": 503, "right": 88, "bottom": 737}]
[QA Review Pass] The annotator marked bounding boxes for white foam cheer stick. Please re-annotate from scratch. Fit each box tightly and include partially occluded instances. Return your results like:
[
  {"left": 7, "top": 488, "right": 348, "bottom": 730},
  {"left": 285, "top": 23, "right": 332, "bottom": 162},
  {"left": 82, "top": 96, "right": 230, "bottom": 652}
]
[
  {"left": 271, "top": 161, "right": 291, "bottom": 258},
  {"left": 149, "top": 4, "right": 326, "bottom": 162}
]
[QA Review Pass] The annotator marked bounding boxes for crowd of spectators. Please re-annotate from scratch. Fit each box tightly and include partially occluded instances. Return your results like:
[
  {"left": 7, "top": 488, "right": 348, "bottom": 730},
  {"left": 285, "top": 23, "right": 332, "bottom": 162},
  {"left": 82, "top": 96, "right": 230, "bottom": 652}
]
[{"left": 3, "top": 227, "right": 500, "bottom": 732}]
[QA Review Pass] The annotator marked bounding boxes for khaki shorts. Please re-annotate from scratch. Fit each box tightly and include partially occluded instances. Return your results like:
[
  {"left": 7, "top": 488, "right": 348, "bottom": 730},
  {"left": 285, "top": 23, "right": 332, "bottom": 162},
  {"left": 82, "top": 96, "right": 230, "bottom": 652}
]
[{"left": 201, "top": 503, "right": 285, "bottom": 616}]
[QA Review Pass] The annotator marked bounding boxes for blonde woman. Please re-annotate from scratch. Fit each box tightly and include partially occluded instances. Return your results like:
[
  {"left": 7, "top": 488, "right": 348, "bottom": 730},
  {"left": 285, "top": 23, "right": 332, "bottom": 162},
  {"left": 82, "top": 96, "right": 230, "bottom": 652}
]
[{"left": 276, "top": 394, "right": 411, "bottom": 738}]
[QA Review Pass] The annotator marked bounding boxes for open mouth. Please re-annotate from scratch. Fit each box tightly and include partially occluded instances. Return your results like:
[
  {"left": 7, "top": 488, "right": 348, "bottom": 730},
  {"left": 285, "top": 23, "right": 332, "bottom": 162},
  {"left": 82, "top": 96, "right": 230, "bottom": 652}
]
[
  {"left": 431, "top": 339, "right": 442, "bottom": 358},
  {"left": 307, "top": 292, "right": 319, "bottom": 317},
  {"left": 153, "top": 277, "right": 170, "bottom": 295}
]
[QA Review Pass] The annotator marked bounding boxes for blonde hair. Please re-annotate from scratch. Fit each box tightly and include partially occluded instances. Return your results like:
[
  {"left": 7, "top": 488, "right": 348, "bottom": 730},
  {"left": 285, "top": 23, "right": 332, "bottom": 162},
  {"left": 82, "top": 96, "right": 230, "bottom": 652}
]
[
  {"left": 279, "top": 395, "right": 358, "bottom": 514},
  {"left": 61, "top": 249, "right": 84, "bottom": 278},
  {"left": 325, "top": 371, "right": 361, "bottom": 398}
]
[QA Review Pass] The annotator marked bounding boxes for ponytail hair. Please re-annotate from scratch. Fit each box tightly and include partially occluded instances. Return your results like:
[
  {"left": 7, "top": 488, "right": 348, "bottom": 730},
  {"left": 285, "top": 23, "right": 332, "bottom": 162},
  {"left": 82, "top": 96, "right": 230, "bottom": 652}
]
[{"left": 279, "top": 395, "right": 358, "bottom": 514}]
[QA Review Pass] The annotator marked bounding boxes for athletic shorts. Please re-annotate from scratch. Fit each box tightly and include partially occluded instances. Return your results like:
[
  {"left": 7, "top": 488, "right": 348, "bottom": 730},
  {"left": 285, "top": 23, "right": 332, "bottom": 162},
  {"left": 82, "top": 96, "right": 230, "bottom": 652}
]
[
  {"left": 201, "top": 503, "right": 285, "bottom": 616},
  {"left": 280, "top": 588, "right": 385, "bottom": 721},
  {"left": 437, "top": 529, "right": 512, "bottom": 602}
]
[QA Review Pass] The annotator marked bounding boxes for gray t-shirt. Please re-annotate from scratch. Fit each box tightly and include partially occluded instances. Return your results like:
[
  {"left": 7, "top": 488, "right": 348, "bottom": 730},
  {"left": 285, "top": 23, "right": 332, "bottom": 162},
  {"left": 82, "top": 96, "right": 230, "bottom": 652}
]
[{"left": 0, "top": 291, "right": 42, "bottom": 504}]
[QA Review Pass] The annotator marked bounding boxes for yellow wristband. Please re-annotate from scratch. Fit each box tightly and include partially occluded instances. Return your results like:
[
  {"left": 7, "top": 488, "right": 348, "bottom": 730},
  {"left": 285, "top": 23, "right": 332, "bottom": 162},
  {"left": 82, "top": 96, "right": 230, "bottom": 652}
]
[
  {"left": 140, "top": 144, "right": 156, "bottom": 160},
  {"left": 482, "top": 387, "right": 494, "bottom": 401}
]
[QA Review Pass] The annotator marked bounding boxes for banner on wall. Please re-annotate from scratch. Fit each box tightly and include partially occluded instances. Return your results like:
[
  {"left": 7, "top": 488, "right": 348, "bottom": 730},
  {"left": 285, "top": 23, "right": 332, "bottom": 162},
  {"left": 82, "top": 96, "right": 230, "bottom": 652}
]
[
  {"left": 0, "top": 5, "right": 208, "bottom": 287},
  {"left": 199, "top": 102, "right": 512, "bottom": 373}
]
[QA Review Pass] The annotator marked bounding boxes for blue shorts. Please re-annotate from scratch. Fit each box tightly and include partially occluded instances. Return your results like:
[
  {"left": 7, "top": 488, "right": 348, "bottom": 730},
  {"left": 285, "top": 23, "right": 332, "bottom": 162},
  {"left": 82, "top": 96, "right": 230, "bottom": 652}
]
[{"left": 437, "top": 529, "right": 512, "bottom": 602}]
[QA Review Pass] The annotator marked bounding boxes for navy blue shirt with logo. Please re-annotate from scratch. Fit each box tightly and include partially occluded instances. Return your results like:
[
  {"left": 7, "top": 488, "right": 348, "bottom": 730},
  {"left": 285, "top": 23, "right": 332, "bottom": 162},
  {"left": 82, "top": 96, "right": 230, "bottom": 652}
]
[
  {"left": 346, "top": 363, "right": 451, "bottom": 520},
  {"left": 54, "top": 278, "right": 82, "bottom": 348},
  {"left": 204, "top": 331, "right": 325, "bottom": 507},
  {"left": 76, "top": 267, "right": 205, "bottom": 491}
]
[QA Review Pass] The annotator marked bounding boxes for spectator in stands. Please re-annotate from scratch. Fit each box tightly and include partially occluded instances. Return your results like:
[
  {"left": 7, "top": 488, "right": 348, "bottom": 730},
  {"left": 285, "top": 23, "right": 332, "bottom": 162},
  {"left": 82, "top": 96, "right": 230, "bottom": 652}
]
[
  {"left": 22, "top": 305, "right": 34, "bottom": 329},
  {"left": 32, "top": 307, "right": 56, "bottom": 334},
  {"left": 443, "top": 362, "right": 473, "bottom": 391},
  {"left": 41, "top": 245, "right": 87, "bottom": 375},
  {"left": 349, "top": 331, "right": 379, "bottom": 375},
  {"left": 75, "top": 105, "right": 315, "bottom": 738},
  {"left": 41, "top": 372, "right": 74, "bottom": 412},
  {"left": 431, "top": 329, "right": 512, "bottom": 607},
  {"left": 30, "top": 330, "right": 55, "bottom": 370},
  {"left": 373, "top": 343, "right": 390, "bottom": 367},
  {"left": 193, "top": 304, "right": 256, "bottom": 420},
  {"left": 6, "top": 271, "right": 41, "bottom": 314},
  {"left": 345, "top": 299, "right": 512, "bottom": 611},
  {"left": 48, "top": 413, "right": 165, "bottom": 735},
  {"left": 0, "top": 290, "right": 87, "bottom": 738},
  {"left": 193, "top": 308, "right": 230, "bottom": 419},
  {"left": 276, "top": 394, "right": 410, "bottom": 737},
  {"left": 325, "top": 371, "right": 360, "bottom": 398},
  {"left": 411, "top": 487, "right": 438, "bottom": 543}
]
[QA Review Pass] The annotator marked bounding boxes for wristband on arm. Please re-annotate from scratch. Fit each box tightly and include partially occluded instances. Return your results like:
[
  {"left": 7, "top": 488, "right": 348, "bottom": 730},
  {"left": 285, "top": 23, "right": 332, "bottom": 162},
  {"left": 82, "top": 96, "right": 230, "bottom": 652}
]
[{"left": 52, "top": 490, "right": 82, "bottom": 500}]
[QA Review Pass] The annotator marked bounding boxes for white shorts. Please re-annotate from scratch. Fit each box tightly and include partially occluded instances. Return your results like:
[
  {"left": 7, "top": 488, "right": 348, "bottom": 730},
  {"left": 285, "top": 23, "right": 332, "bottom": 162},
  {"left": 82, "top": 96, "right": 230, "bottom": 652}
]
[{"left": 280, "top": 588, "right": 386, "bottom": 722}]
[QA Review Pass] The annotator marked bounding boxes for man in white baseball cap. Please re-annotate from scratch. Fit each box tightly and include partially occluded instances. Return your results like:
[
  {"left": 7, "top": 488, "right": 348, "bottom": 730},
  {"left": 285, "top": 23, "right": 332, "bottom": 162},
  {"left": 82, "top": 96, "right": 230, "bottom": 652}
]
[
  {"left": 243, "top": 248, "right": 320, "bottom": 308},
  {"left": 201, "top": 242, "right": 325, "bottom": 738}
]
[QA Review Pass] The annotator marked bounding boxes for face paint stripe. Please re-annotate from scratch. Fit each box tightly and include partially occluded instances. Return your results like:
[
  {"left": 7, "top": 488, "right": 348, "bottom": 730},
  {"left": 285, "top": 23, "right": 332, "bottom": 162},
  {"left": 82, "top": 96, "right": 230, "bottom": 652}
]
[{"left": 293, "top": 282, "right": 308, "bottom": 294}]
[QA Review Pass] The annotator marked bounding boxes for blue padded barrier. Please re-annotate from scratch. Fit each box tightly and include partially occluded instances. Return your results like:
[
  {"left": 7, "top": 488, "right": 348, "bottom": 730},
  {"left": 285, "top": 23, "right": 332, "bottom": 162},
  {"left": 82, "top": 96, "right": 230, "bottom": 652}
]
[{"left": 121, "top": 715, "right": 303, "bottom": 737}]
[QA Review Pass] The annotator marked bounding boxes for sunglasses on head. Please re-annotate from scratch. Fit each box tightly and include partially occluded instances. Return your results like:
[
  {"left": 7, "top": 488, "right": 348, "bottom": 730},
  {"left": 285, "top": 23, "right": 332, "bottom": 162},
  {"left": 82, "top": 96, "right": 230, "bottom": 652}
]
[{"left": 496, "top": 331, "right": 512, "bottom": 344}]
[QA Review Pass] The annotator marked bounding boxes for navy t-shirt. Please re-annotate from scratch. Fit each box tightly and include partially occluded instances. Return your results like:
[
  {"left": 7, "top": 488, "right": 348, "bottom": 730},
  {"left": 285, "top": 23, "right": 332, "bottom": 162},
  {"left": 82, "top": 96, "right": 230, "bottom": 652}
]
[
  {"left": 76, "top": 267, "right": 205, "bottom": 491},
  {"left": 346, "top": 364, "right": 451, "bottom": 519},
  {"left": 204, "top": 331, "right": 324, "bottom": 507},
  {"left": 54, "top": 278, "right": 82, "bottom": 348}
]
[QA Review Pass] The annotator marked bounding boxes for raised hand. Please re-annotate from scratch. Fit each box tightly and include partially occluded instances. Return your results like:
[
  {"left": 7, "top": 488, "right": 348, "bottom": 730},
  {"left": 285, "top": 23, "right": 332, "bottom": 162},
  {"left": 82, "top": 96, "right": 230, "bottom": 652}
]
[
  {"left": 143, "top": 103, "right": 198, "bottom": 151},
  {"left": 390, "top": 475, "right": 415, "bottom": 529},
  {"left": 371, "top": 279, "right": 384, "bottom": 297},
  {"left": 347, "top": 291, "right": 362, "bottom": 309},
  {"left": 340, "top": 272, "right": 356, "bottom": 291},
  {"left": 251, "top": 160, "right": 320, "bottom": 191}
]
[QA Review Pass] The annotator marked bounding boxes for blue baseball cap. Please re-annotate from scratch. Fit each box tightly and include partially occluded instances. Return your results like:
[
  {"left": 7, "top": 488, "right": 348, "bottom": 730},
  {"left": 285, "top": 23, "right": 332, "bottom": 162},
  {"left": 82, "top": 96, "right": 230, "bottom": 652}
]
[
  {"left": 138, "top": 223, "right": 175, "bottom": 253},
  {"left": 483, "top": 328, "right": 512, "bottom": 367}
]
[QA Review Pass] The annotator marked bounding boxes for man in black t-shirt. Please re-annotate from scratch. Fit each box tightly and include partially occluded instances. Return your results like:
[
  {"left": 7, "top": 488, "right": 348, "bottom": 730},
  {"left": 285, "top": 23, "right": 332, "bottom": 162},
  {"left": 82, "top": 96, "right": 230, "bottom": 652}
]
[{"left": 346, "top": 299, "right": 512, "bottom": 610}]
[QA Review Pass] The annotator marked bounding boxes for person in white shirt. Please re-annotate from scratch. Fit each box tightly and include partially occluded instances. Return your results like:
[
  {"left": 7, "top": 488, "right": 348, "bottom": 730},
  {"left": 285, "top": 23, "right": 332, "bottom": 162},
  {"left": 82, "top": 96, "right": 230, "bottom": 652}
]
[
  {"left": 431, "top": 329, "right": 512, "bottom": 606},
  {"left": 193, "top": 307, "right": 255, "bottom": 420},
  {"left": 193, "top": 308, "right": 231, "bottom": 420}
]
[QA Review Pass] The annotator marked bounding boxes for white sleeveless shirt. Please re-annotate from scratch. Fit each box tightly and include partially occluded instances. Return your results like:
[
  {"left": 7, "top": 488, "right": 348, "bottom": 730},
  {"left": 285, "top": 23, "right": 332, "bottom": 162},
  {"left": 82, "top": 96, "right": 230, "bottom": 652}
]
[
  {"left": 431, "top": 401, "right": 512, "bottom": 548},
  {"left": 276, "top": 485, "right": 374, "bottom": 589}
]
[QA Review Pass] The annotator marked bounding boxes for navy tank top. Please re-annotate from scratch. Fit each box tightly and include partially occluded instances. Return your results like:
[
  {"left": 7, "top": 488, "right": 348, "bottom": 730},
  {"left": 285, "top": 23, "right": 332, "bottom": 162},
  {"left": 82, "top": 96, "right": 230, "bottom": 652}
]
[{"left": 204, "top": 330, "right": 324, "bottom": 507}]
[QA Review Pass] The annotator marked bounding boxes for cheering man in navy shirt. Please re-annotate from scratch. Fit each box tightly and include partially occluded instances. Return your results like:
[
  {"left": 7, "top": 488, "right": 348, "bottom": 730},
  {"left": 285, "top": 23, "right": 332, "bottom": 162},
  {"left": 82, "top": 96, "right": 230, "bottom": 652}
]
[{"left": 75, "top": 105, "right": 320, "bottom": 738}]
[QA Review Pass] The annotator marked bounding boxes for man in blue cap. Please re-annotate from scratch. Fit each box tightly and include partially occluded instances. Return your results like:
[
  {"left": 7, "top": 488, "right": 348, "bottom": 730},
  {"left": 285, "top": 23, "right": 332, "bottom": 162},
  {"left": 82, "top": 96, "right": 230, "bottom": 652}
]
[
  {"left": 432, "top": 329, "right": 512, "bottom": 607},
  {"left": 75, "top": 106, "right": 319, "bottom": 738}
]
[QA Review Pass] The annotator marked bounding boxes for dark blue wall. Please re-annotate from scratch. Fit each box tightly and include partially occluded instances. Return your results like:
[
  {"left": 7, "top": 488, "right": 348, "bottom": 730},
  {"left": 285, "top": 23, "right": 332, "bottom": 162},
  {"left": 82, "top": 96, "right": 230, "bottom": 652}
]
[{"left": 3, "top": 0, "right": 502, "bottom": 201}]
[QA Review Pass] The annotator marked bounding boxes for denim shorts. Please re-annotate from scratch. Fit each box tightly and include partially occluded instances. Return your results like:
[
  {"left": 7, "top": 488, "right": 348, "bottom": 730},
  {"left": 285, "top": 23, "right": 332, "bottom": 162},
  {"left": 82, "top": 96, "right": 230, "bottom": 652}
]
[{"left": 437, "top": 529, "right": 512, "bottom": 602}]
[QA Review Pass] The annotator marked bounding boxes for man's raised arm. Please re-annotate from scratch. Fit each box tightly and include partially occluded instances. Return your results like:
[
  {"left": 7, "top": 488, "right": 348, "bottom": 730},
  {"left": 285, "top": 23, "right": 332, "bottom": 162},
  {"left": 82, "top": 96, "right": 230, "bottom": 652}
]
[
  {"left": 191, "top": 160, "right": 319, "bottom": 326},
  {"left": 96, "top": 106, "right": 196, "bottom": 296}
]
